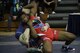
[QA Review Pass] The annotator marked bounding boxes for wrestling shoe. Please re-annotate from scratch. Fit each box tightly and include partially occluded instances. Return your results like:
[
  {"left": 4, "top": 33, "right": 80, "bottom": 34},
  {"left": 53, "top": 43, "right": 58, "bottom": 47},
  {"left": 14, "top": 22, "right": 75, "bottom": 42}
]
[{"left": 61, "top": 46, "right": 75, "bottom": 52}]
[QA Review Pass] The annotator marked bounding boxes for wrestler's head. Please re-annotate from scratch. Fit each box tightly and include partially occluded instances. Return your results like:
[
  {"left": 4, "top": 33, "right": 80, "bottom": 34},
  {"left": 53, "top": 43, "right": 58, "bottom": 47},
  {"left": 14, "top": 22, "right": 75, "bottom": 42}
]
[
  {"left": 21, "top": 8, "right": 30, "bottom": 22},
  {"left": 40, "top": 13, "right": 49, "bottom": 21},
  {"left": 21, "top": 14, "right": 30, "bottom": 23}
]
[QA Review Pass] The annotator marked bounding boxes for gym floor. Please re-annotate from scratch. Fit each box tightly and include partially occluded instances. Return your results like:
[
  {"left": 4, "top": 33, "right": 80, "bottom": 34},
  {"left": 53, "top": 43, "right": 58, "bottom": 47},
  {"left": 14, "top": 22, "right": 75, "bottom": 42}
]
[{"left": 0, "top": 32, "right": 80, "bottom": 53}]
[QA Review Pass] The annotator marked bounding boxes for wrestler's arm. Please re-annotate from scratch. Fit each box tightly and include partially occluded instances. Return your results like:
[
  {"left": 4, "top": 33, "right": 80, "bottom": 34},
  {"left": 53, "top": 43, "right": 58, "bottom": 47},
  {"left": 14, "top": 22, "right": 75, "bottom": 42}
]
[
  {"left": 28, "top": 4, "right": 37, "bottom": 37},
  {"left": 28, "top": 16, "right": 37, "bottom": 38}
]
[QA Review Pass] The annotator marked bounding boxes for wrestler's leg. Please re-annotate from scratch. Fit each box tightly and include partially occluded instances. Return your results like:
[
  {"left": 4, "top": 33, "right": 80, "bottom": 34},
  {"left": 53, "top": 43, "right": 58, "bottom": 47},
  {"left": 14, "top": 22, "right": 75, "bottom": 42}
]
[
  {"left": 15, "top": 23, "right": 30, "bottom": 47},
  {"left": 58, "top": 31, "right": 76, "bottom": 45},
  {"left": 58, "top": 31, "right": 77, "bottom": 51},
  {"left": 15, "top": 23, "right": 24, "bottom": 39},
  {"left": 42, "top": 38, "right": 52, "bottom": 53}
]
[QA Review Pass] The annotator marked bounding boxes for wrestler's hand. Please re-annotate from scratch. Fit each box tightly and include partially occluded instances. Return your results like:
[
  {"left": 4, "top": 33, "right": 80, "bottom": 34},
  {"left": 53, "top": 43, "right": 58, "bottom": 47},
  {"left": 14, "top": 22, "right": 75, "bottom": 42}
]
[
  {"left": 41, "top": 25, "right": 48, "bottom": 31},
  {"left": 41, "top": 26, "right": 47, "bottom": 31},
  {"left": 41, "top": 23, "right": 50, "bottom": 31}
]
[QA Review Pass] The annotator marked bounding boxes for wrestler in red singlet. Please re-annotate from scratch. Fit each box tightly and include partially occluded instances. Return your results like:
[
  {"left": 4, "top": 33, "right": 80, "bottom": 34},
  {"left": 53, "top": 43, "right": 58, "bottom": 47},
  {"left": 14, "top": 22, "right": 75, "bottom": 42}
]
[{"left": 30, "top": 16, "right": 59, "bottom": 42}]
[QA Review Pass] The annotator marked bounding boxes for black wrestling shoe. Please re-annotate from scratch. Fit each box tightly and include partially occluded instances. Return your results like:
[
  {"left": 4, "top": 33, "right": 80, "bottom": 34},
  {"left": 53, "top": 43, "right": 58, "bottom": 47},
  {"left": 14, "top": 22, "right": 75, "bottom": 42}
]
[{"left": 61, "top": 46, "right": 75, "bottom": 52}]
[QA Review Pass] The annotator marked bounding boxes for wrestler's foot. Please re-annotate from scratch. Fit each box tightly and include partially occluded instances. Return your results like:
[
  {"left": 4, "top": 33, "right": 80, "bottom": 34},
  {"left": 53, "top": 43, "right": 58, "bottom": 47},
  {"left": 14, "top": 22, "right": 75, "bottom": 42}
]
[{"left": 61, "top": 46, "right": 75, "bottom": 52}]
